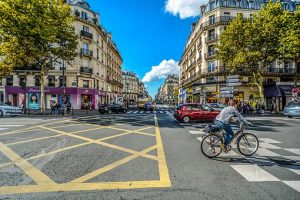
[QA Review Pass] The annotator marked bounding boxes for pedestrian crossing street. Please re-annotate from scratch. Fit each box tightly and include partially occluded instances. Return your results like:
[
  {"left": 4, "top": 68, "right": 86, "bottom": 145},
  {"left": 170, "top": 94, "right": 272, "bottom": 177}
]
[
  {"left": 182, "top": 123, "right": 300, "bottom": 193},
  {"left": 126, "top": 110, "right": 174, "bottom": 114}
]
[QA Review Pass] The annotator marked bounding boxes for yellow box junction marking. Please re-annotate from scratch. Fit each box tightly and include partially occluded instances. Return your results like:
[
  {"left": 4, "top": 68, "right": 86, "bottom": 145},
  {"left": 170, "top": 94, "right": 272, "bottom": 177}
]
[{"left": 0, "top": 115, "right": 171, "bottom": 195}]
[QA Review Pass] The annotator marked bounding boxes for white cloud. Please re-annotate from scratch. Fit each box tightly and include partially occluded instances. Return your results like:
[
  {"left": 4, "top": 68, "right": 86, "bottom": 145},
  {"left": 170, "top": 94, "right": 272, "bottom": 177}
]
[
  {"left": 165, "top": 0, "right": 206, "bottom": 19},
  {"left": 142, "top": 59, "right": 179, "bottom": 82}
]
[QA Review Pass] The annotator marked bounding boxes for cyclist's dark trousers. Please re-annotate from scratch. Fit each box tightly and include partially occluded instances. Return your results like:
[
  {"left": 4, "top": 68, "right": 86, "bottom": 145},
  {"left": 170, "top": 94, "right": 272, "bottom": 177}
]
[{"left": 215, "top": 120, "right": 234, "bottom": 146}]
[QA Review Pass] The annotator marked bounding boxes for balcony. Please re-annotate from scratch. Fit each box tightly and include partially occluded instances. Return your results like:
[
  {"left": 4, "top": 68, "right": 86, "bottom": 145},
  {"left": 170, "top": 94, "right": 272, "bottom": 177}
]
[
  {"left": 80, "top": 48, "right": 93, "bottom": 58},
  {"left": 204, "top": 51, "right": 216, "bottom": 60},
  {"left": 205, "top": 34, "right": 218, "bottom": 44},
  {"left": 80, "top": 67, "right": 93, "bottom": 74},
  {"left": 80, "top": 30, "right": 93, "bottom": 40},
  {"left": 264, "top": 68, "right": 296, "bottom": 74},
  {"left": 202, "top": 16, "right": 236, "bottom": 28}
]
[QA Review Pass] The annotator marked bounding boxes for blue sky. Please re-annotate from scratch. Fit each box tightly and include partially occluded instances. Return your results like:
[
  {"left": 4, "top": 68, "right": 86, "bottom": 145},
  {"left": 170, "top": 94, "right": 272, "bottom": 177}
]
[{"left": 88, "top": 0, "right": 200, "bottom": 98}]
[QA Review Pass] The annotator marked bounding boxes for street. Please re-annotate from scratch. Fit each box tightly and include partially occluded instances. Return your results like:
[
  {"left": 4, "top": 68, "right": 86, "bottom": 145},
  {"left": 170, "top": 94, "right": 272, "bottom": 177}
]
[{"left": 0, "top": 113, "right": 299, "bottom": 200}]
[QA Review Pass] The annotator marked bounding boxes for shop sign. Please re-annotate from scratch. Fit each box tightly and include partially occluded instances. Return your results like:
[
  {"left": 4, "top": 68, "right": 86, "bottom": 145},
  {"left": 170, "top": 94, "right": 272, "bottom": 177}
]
[
  {"left": 28, "top": 88, "right": 50, "bottom": 93},
  {"left": 28, "top": 92, "right": 40, "bottom": 110}
]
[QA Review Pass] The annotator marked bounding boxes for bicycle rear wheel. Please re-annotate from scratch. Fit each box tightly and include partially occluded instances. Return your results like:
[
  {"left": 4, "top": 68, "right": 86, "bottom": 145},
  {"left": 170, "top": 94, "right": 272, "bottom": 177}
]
[
  {"left": 237, "top": 133, "right": 259, "bottom": 156},
  {"left": 201, "top": 134, "right": 223, "bottom": 158}
]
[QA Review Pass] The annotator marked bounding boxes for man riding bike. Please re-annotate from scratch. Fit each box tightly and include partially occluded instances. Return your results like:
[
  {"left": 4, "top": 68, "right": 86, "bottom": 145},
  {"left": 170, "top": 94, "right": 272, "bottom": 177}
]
[{"left": 215, "top": 99, "right": 252, "bottom": 152}]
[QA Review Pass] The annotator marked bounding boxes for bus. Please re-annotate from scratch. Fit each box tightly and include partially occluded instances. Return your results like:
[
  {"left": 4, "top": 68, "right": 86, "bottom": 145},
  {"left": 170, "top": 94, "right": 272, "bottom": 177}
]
[{"left": 137, "top": 94, "right": 151, "bottom": 109}]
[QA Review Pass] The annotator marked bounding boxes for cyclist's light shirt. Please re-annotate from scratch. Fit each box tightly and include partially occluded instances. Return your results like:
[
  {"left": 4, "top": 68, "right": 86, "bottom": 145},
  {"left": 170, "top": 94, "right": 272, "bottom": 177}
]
[{"left": 216, "top": 106, "right": 249, "bottom": 124}]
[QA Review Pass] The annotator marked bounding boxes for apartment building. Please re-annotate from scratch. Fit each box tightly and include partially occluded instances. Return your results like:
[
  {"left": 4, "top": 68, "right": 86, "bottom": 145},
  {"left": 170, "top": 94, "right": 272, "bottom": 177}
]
[
  {"left": 179, "top": 0, "right": 300, "bottom": 110},
  {"left": 155, "top": 74, "right": 179, "bottom": 105},
  {"left": 0, "top": 0, "right": 123, "bottom": 109},
  {"left": 122, "top": 71, "right": 140, "bottom": 105}
]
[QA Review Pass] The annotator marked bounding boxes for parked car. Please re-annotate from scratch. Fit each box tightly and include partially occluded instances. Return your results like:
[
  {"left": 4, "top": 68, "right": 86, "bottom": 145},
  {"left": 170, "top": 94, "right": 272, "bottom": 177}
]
[
  {"left": 0, "top": 103, "right": 22, "bottom": 117},
  {"left": 284, "top": 101, "right": 300, "bottom": 118},
  {"left": 173, "top": 103, "right": 220, "bottom": 123},
  {"left": 207, "top": 103, "right": 226, "bottom": 111},
  {"left": 144, "top": 103, "right": 154, "bottom": 111},
  {"left": 99, "top": 104, "right": 127, "bottom": 114}
]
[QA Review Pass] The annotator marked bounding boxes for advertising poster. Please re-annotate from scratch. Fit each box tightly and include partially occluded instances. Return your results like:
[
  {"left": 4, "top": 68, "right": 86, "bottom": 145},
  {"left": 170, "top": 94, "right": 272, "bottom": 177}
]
[{"left": 28, "top": 93, "right": 40, "bottom": 110}]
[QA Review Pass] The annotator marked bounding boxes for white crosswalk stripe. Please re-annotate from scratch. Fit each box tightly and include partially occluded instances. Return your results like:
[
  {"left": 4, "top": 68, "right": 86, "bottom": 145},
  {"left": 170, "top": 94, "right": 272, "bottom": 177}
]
[
  {"left": 127, "top": 111, "right": 133, "bottom": 114},
  {"left": 189, "top": 131, "right": 205, "bottom": 135},
  {"left": 231, "top": 165, "right": 280, "bottom": 182},
  {"left": 285, "top": 149, "right": 300, "bottom": 156},
  {"left": 0, "top": 128, "right": 8, "bottom": 131},
  {"left": 283, "top": 181, "right": 300, "bottom": 193},
  {"left": 124, "top": 110, "right": 173, "bottom": 114}
]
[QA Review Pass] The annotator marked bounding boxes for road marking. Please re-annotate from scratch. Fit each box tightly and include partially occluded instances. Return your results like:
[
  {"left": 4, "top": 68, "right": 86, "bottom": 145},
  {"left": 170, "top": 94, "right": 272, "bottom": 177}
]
[
  {"left": 259, "top": 143, "right": 281, "bottom": 149},
  {"left": 283, "top": 181, "right": 300, "bottom": 193},
  {"left": 146, "top": 111, "right": 150, "bottom": 114},
  {"left": 153, "top": 111, "right": 157, "bottom": 114},
  {"left": 0, "top": 141, "right": 56, "bottom": 186},
  {"left": 71, "top": 145, "right": 157, "bottom": 183},
  {"left": 285, "top": 149, "right": 300, "bottom": 156},
  {"left": 219, "top": 150, "right": 239, "bottom": 157},
  {"left": 0, "top": 125, "right": 24, "bottom": 127},
  {"left": 154, "top": 114, "right": 171, "bottom": 187},
  {"left": 133, "top": 111, "right": 138, "bottom": 113},
  {"left": 256, "top": 148, "right": 281, "bottom": 157},
  {"left": 0, "top": 128, "right": 8, "bottom": 131},
  {"left": 6, "top": 135, "right": 63, "bottom": 146},
  {"left": 259, "top": 138, "right": 282, "bottom": 144},
  {"left": 189, "top": 131, "right": 205, "bottom": 135},
  {"left": 231, "top": 165, "right": 280, "bottom": 182},
  {"left": 159, "top": 111, "right": 163, "bottom": 114},
  {"left": 40, "top": 126, "right": 157, "bottom": 160},
  {"left": 127, "top": 111, "right": 133, "bottom": 113},
  {"left": 139, "top": 111, "right": 144, "bottom": 114},
  {"left": 196, "top": 137, "right": 202, "bottom": 142},
  {"left": 285, "top": 166, "right": 300, "bottom": 176},
  {"left": 0, "top": 128, "right": 41, "bottom": 136}
]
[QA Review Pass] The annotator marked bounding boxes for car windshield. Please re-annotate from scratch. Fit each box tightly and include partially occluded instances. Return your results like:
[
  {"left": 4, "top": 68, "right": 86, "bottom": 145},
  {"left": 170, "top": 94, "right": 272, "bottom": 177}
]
[{"left": 286, "top": 102, "right": 300, "bottom": 108}]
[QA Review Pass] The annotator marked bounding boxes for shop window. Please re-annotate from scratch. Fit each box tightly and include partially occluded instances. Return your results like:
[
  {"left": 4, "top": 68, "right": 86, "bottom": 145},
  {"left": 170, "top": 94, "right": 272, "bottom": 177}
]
[
  {"left": 83, "top": 80, "right": 89, "bottom": 88},
  {"left": 6, "top": 76, "right": 13, "bottom": 86}
]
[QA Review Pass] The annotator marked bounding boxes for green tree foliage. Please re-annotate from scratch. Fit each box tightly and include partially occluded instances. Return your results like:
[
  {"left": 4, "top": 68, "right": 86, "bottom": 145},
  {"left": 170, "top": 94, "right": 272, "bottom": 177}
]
[
  {"left": 0, "top": 0, "right": 78, "bottom": 113},
  {"left": 216, "top": 2, "right": 299, "bottom": 103}
]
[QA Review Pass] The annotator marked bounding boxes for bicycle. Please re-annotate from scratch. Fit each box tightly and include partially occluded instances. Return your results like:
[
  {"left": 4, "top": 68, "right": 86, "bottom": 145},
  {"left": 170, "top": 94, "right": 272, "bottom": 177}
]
[{"left": 201, "top": 123, "right": 259, "bottom": 158}]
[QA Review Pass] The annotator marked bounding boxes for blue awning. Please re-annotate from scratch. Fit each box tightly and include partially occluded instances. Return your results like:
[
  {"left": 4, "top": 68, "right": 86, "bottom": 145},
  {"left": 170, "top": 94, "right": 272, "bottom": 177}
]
[{"left": 264, "top": 85, "right": 293, "bottom": 98}]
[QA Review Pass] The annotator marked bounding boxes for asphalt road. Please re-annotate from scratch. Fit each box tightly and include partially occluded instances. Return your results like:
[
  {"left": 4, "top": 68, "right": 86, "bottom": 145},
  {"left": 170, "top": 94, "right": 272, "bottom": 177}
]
[{"left": 0, "top": 113, "right": 299, "bottom": 200}]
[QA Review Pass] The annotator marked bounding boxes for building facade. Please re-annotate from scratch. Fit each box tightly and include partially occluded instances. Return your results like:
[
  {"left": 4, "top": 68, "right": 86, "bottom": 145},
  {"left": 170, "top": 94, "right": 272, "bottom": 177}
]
[
  {"left": 179, "top": 0, "right": 300, "bottom": 110},
  {"left": 0, "top": 0, "right": 123, "bottom": 109},
  {"left": 155, "top": 74, "right": 179, "bottom": 105},
  {"left": 122, "top": 71, "right": 139, "bottom": 105}
]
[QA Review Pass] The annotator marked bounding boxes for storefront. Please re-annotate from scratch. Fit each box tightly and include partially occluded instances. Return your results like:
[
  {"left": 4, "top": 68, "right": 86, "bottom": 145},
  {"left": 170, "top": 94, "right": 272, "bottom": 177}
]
[
  {"left": 264, "top": 83, "right": 294, "bottom": 111},
  {"left": 5, "top": 86, "right": 106, "bottom": 110}
]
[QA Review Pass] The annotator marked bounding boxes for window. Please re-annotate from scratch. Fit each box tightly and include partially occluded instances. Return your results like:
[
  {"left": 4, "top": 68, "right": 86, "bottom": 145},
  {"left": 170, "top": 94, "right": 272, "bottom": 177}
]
[
  {"left": 201, "top": 104, "right": 212, "bottom": 111},
  {"left": 35, "top": 77, "right": 41, "bottom": 87},
  {"left": 224, "top": 12, "right": 230, "bottom": 21},
  {"left": 6, "top": 76, "right": 13, "bottom": 86},
  {"left": 83, "top": 26, "right": 89, "bottom": 32},
  {"left": 209, "top": 15, "right": 215, "bottom": 25},
  {"left": 208, "top": 29, "right": 215, "bottom": 39},
  {"left": 81, "top": 11, "right": 88, "bottom": 20},
  {"left": 59, "top": 77, "right": 65, "bottom": 87},
  {"left": 83, "top": 80, "right": 89, "bottom": 88},
  {"left": 48, "top": 76, "right": 55, "bottom": 87},
  {"left": 208, "top": 61, "right": 215, "bottom": 72},
  {"left": 83, "top": 42, "right": 89, "bottom": 50},
  {"left": 185, "top": 104, "right": 199, "bottom": 111},
  {"left": 97, "top": 48, "right": 99, "bottom": 60},
  {"left": 208, "top": 45, "right": 215, "bottom": 56},
  {"left": 19, "top": 76, "right": 26, "bottom": 87}
]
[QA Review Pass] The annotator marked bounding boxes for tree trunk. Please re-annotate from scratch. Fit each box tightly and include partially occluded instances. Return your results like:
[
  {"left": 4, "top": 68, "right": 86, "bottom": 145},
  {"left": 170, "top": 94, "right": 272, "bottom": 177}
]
[
  {"left": 257, "top": 80, "right": 265, "bottom": 105},
  {"left": 40, "top": 69, "right": 46, "bottom": 114}
]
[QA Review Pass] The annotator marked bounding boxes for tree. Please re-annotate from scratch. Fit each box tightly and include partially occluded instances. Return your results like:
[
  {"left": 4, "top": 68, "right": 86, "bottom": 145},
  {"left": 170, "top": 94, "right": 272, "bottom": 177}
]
[
  {"left": 216, "top": 2, "right": 289, "bottom": 103},
  {"left": 0, "top": 0, "right": 78, "bottom": 113},
  {"left": 278, "top": 8, "right": 300, "bottom": 62}
]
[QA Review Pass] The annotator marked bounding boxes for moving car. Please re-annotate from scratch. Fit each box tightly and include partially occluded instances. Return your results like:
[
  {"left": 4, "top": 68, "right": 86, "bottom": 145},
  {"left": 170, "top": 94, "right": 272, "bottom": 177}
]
[
  {"left": 284, "top": 101, "right": 300, "bottom": 118},
  {"left": 0, "top": 103, "right": 22, "bottom": 117},
  {"left": 144, "top": 103, "right": 154, "bottom": 111},
  {"left": 207, "top": 103, "right": 226, "bottom": 111},
  {"left": 99, "top": 104, "right": 127, "bottom": 114},
  {"left": 173, "top": 103, "right": 220, "bottom": 123}
]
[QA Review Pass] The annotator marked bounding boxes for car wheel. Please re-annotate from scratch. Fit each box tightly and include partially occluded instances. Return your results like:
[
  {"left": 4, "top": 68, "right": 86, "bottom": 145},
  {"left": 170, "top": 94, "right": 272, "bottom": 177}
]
[
  {"left": 108, "top": 110, "right": 112, "bottom": 114},
  {"left": 288, "top": 116, "right": 292, "bottom": 118},
  {"left": 0, "top": 110, "right": 3, "bottom": 118},
  {"left": 183, "top": 116, "right": 190, "bottom": 123}
]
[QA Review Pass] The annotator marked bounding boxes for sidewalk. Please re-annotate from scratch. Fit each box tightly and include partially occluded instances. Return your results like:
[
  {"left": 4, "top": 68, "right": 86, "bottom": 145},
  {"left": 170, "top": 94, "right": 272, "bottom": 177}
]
[{"left": 19, "top": 109, "right": 100, "bottom": 118}]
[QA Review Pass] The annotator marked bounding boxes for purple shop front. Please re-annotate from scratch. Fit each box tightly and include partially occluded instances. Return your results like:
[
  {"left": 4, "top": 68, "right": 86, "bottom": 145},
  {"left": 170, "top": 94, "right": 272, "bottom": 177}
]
[{"left": 5, "top": 86, "right": 106, "bottom": 109}]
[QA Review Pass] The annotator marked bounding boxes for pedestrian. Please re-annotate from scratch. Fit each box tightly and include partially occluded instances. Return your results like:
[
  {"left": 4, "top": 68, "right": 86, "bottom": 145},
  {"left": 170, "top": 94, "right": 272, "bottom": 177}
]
[
  {"left": 271, "top": 100, "right": 277, "bottom": 114},
  {"left": 67, "top": 102, "right": 71, "bottom": 115}
]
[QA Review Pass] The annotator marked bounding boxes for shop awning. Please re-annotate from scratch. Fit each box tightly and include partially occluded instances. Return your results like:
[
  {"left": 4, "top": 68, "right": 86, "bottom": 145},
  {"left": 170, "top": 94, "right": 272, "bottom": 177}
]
[{"left": 264, "top": 85, "right": 293, "bottom": 98}]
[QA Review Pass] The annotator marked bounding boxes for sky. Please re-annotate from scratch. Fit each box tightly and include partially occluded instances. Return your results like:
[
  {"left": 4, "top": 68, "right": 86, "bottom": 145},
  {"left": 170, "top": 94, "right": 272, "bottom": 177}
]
[{"left": 88, "top": 0, "right": 206, "bottom": 98}]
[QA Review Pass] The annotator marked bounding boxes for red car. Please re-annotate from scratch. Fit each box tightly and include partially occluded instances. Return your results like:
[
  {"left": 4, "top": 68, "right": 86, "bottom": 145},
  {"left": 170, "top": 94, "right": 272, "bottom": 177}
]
[{"left": 173, "top": 103, "right": 220, "bottom": 123}]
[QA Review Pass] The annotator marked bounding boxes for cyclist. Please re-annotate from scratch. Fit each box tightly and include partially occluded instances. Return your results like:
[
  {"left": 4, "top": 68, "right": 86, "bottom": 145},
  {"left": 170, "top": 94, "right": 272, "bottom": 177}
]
[{"left": 215, "top": 99, "right": 252, "bottom": 152}]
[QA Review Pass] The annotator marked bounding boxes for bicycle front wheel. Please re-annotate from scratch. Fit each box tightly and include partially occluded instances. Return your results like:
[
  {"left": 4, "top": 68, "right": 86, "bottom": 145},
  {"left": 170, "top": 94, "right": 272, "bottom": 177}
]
[
  {"left": 201, "top": 134, "right": 223, "bottom": 158},
  {"left": 237, "top": 133, "right": 259, "bottom": 156}
]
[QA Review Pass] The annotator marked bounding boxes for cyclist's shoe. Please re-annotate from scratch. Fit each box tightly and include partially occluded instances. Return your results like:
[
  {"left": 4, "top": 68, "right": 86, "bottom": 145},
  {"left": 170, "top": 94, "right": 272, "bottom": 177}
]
[{"left": 223, "top": 145, "right": 232, "bottom": 153}]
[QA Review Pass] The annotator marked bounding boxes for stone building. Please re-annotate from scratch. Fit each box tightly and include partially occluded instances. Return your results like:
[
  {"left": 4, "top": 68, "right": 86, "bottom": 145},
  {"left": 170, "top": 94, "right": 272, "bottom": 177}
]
[
  {"left": 0, "top": 0, "right": 123, "bottom": 109},
  {"left": 122, "top": 71, "right": 139, "bottom": 105},
  {"left": 179, "top": 0, "right": 300, "bottom": 110}
]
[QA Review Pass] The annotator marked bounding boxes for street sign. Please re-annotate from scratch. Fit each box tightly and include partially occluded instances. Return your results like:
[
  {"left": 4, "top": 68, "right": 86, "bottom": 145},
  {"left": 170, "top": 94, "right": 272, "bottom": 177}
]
[{"left": 292, "top": 87, "right": 299, "bottom": 94}]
